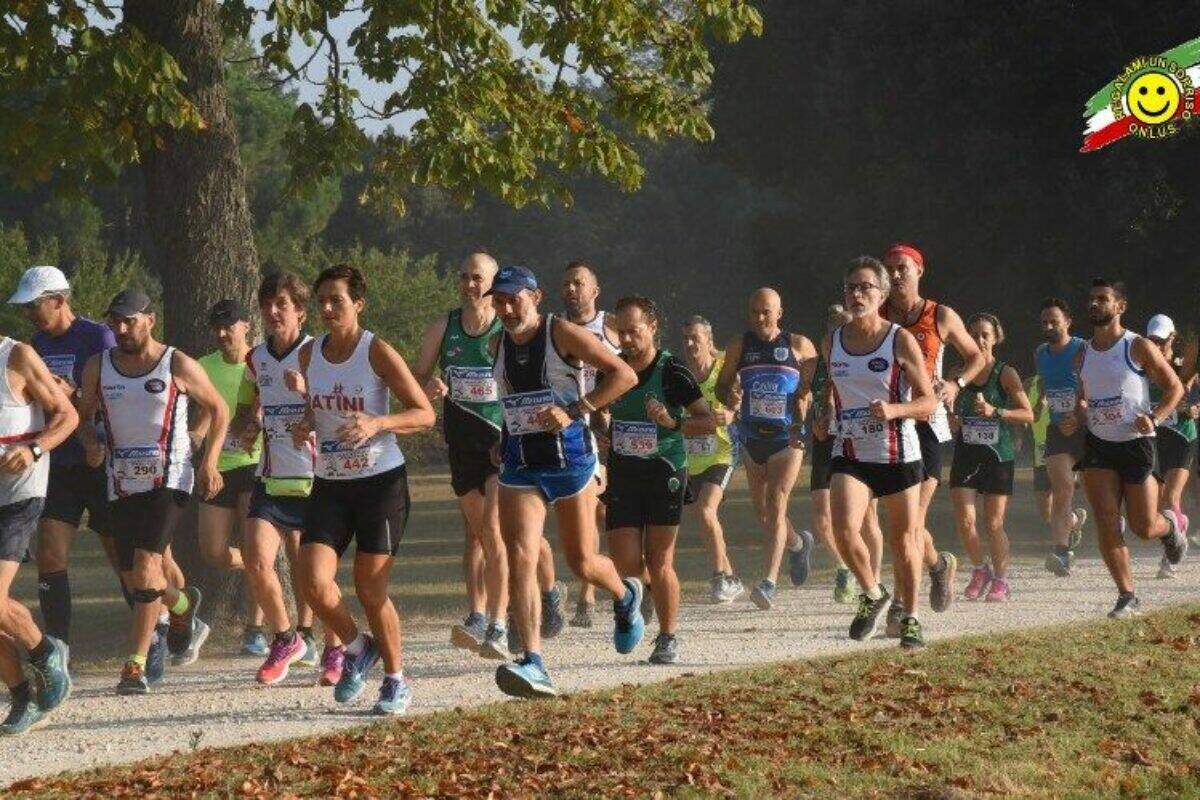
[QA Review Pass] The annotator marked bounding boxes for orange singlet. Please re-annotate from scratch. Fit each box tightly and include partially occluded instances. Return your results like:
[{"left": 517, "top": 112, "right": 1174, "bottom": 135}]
[{"left": 882, "top": 298, "right": 951, "bottom": 440}]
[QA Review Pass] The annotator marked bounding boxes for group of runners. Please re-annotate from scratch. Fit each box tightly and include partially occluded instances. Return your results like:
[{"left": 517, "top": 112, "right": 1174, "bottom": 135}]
[{"left": 0, "top": 242, "right": 1193, "bottom": 731}]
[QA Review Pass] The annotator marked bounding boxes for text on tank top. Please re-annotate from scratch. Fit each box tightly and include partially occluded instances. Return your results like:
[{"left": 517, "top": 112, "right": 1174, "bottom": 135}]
[
  {"left": 883, "top": 299, "right": 951, "bottom": 441},
  {"left": 307, "top": 331, "right": 405, "bottom": 480},
  {"left": 248, "top": 335, "right": 316, "bottom": 481},
  {"left": 1035, "top": 337, "right": 1085, "bottom": 421},
  {"left": 1079, "top": 330, "right": 1152, "bottom": 443},
  {"left": 737, "top": 330, "right": 801, "bottom": 440},
  {"left": 954, "top": 361, "right": 1014, "bottom": 459},
  {"left": 828, "top": 324, "right": 920, "bottom": 465},
  {"left": 438, "top": 308, "right": 503, "bottom": 429},
  {"left": 0, "top": 338, "right": 48, "bottom": 503},
  {"left": 98, "top": 346, "right": 193, "bottom": 497},
  {"left": 578, "top": 310, "right": 618, "bottom": 393}
]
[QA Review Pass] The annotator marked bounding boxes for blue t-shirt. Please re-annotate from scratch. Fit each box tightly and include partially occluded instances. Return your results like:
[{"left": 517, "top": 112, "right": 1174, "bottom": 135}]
[{"left": 31, "top": 317, "right": 116, "bottom": 466}]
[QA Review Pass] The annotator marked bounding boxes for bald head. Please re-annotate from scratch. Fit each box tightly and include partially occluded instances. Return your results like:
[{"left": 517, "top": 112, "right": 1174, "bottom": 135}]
[
  {"left": 748, "top": 287, "right": 783, "bottom": 337},
  {"left": 463, "top": 252, "right": 498, "bottom": 275},
  {"left": 562, "top": 262, "right": 601, "bottom": 320},
  {"left": 750, "top": 287, "right": 781, "bottom": 310},
  {"left": 458, "top": 252, "right": 499, "bottom": 304}
]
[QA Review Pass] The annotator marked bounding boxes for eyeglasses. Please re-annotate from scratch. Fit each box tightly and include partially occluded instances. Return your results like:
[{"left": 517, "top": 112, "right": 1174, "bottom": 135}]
[{"left": 843, "top": 282, "right": 880, "bottom": 295}]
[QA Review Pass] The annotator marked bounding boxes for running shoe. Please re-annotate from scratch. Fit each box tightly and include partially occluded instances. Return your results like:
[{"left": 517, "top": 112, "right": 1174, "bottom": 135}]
[
  {"left": 963, "top": 565, "right": 992, "bottom": 600},
  {"left": 929, "top": 552, "right": 957, "bottom": 613},
  {"left": 257, "top": 633, "right": 306, "bottom": 686},
  {"left": 495, "top": 657, "right": 557, "bottom": 699},
  {"left": 899, "top": 617, "right": 925, "bottom": 651},
  {"left": 172, "top": 618, "right": 210, "bottom": 667},
  {"left": 749, "top": 579, "right": 776, "bottom": 610},
  {"left": 1108, "top": 593, "right": 1141, "bottom": 619},
  {"left": 1044, "top": 550, "right": 1072, "bottom": 577},
  {"left": 849, "top": 586, "right": 891, "bottom": 641},
  {"left": 1069, "top": 507, "right": 1088, "bottom": 551},
  {"left": 298, "top": 631, "right": 319, "bottom": 667},
  {"left": 0, "top": 693, "right": 45, "bottom": 736},
  {"left": 372, "top": 675, "right": 413, "bottom": 716},
  {"left": 451, "top": 612, "right": 487, "bottom": 653},
  {"left": 116, "top": 662, "right": 149, "bottom": 696},
  {"left": 885, "top": 598, "right": 904, "bottom": 638},
  {"left": 569, "top": 600, "right": 594, "bottom": 629},
  {"left": 709, "top": 574, "right": 727, "bottom": 604},
  {"left": 832, "top": 567, "right": 857, "bottom": 605},
  {"left": 722, "top": 575, "right": 746, "bottom": 603},
  {"left": 612, "top": 578, "right": 646, "bottom": 655},
  {"left": 319, "top": 645, "right": 346, "bottom": 687},
  {"left": 648, "top": 633, "right": 679, "bottom": 665},
  {"left": 27, "top": 636, "right": 71, "bottom": 712},
  {"left": 1162, "top": 508, "right": 1190, "bottom": 565},
  {"left": 789, "top": 529, "right": 815, "bottom": 586},
  {"left": 241, "top": 626, "right": 269, "bottom": 657},
  {"left": 542, "top": 582, "right": 568, "bottom": 639},
  {"left": 478, "top": 623, "right": 509, "bottom": 661},
  {"left": 984, "top": 577, "right": 1010, "bottom": 603},
  {"left": 146, "top": 623, "right": 168, "bottom": 685},
  {"left": 334, "top": 635, "right": 379, "bottom": 704},
  {"left": 640, "top": 585, "right": 655, "bottom": 626},
  {"left": 1156, "top": 556, "right": 1177, "bottom": 580},
  {"left": 166, "top": 586, "right": 202, "bottom": 656}
]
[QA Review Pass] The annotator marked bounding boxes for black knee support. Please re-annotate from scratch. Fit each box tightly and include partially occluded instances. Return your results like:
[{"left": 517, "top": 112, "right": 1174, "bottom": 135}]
[{"left": 131, "top": 587, "right": 166, "bottom": 604}]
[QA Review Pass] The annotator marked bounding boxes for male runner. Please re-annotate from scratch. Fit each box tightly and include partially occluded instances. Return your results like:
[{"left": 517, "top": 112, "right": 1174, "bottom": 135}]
[
  {"left": 560, "top": 261, "right": 619, "bottom": 628},
  {"left": 715, "top": 287, "right": 817, "bottom": 610},
  {"left": 1073, "top": 279, "right": 1187, "bottom": 617},
  {"left": 1034, "top": 297, "right": 1089, "bottom": 576},
  {"left": 881, "top": 243, "right": 984, "bottom": 630},
  {"left": 680, "top": 315, "right": 744, "bottom": 603},
  {"left": 0, "top": 334, "right": 77, "bottom": 734},
  {"left": 8, "top": 267, "right": 120, "bottom": 657},
  {"left": 79, "top": 289, "right": 226, "bottom": 694},
  {"left": 488, "top": 266, "right": 643, "bottom": 699},
  {"left": 196, "top": 299, "right": 267, "bottom": 655}
]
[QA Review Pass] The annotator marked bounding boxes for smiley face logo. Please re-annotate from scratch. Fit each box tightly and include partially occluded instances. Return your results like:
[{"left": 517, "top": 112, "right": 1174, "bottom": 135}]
[{"left": 1125, "top": 70, "right": 1182, "bottom": 124}]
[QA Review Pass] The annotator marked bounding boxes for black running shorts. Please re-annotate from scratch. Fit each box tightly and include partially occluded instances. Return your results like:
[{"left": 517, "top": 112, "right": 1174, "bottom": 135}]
[
  {"left": 41, "top": 463, "right": 112, "bottom": 536},
  {"left": 110, "top": 488, "right": 191, "bottom": 570},
  {"left": 302, "top": 465, "right": 410, "bottom": 557},
  {"left": 1075, "top": 433, "right": 1155, "bottom": 485},
  {"left": 829, "top": 457, "right": 925, "bottom": 498},
  {"left": 949, "top": 443, "right": 1014, "bottom": 496}
]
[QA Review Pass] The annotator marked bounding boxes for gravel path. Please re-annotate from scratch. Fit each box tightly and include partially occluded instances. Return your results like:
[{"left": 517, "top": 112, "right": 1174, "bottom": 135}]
[{"left": 2, "top": 556, "right": 1196, "bottom": 786}]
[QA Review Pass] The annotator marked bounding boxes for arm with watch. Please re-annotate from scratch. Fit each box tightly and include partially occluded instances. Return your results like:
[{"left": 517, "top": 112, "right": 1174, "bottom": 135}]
[
  {"left": 0, "top": 343, "right": 79, "bottom": 474},
  {"left": 537, "top": 318, "right": 637, "bottom": 434},
  {"left": 974, "top": 365, "right": 1034, "bottom": 426}
]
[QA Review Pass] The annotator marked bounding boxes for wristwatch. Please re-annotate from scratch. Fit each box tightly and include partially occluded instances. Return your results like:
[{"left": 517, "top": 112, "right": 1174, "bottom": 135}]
[
  {"left": 29, "top": 443, "right": 44, "bottom": 461},
  {"left": 955, "top": 377, "right": 967, "bottom": 391}
]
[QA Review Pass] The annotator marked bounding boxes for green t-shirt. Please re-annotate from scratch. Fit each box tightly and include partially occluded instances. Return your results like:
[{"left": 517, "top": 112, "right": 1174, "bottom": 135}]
[
  {"left": 1150, "top": 383, "right": 1197, "bottom": 442},
  {"left": 1028, "top": 375, "right": 1049, "bottom": 468},
  {"left": 199, "top": 350, "right": 261, "bottom": 471}
]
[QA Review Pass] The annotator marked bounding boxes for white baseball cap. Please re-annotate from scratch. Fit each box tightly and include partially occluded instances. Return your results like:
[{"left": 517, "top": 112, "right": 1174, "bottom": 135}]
[
  {"left": 1146, "top": 313, "right": 1175, "bottom": 340},
  {"left": 8, "top": 266, "right": 70, "bottom": 305}
]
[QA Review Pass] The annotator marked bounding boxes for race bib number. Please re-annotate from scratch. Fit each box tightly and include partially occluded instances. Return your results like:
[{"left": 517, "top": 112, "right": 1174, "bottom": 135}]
[
  {"left": 501, "top": 390, "right": 554, "bottom": 436},
  {"left": 748, "top": 390, "right": 787, "bottom": 421},
  {"left": 839, "top": 407, "right": 886, "bottom": 443},
  {"left": 318, "top": 440, "right": 376, "bottom": 479},
  {"left": 1087, "top": 396, "right": 1133, "bottom": 430},
  {"left": 263, "top": 403, "right": 308, "bottom": 444},
  {"left": 962, "top": 417, "right": 1000, "bottom": 446},
  {"left": 42, "top": 354, "right": 76, "bottom": 383},
  {"left": 446, "top": 366, "right": 499, "bottom": 404},
  {"left": 1046, "top": 388, "right": 1076, "bottom": 415},
  {"left": 685, "top": 435, "right": 717, "bottom": 456},
  {"left": 612, "top": 420, "right": 658, "bottom": 457},
  {"left": 113, "top": 446, "right": 162, "bottom": 485}
]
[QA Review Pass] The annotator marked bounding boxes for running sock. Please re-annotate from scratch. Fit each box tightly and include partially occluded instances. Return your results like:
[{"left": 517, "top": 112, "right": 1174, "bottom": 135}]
[
  {"left": 345, "top": 633, "right": 368, "bottom": 657},
  {"left": 28, "top": 637, "right": 50, "bottom": 664},
  {"left": 37, "top": 570, "right": 71, "bottom": 643},
  {"left": 1054, "top": 544, "right": 1071, "bottom": 557},
  {"left": 168, "top": 592, "right": 190, "bottom": 616},
  {"left": 275, "top": 629, "right": 296, "bottom": 644},
  {"left": 385, "top": 671, "right": 404, "bottom": 682},
  {"left": 128, "top": 654, "right": 147, "bottom": 668},
  {"left": 297, "top": 626, "right": 314, "bottom": 639},
  {"left": 157, "top": 611, "right": 170, "bottom": 627},
  {"left": 865, "top": 584, "right": 884, "bottom": 601},
  {"left": 520, "top": 652, "right": 544, "bottom": 670}
]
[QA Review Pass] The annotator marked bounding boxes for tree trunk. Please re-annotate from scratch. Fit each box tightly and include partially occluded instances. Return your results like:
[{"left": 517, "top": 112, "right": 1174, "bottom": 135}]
[{"left": 124, "top": 0, "right": 261, "bottom": 619}]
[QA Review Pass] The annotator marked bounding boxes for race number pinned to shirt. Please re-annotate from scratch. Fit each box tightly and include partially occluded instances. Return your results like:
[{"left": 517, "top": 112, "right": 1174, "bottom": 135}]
[
  {"left": 1046, "top": 388, "right": 1077, "bottom": 416},
  {"left": 446, "top": 365, "right": 499, "bottom": 404},
  {"left": 501, "top": 390, "right": 554, "bottom": 436},
  {"left": 112, "top": 446, "right": 163, "bottom": 487},
  {"left": 263, "top": 403, "right": 308, "bottom": 444},
  {"left": 685, "top": 435, "right": 717, "bottom": 456},
  {"left": 748, "top": 390, "right": 787, "bottom": 421},
  {"left": 839, "top": 407, "right": 886, "bottom": 443},
  {"left": 962, "top": 417, "right": 1000, "bottom": 446},
  {"left": 612, "top": 420, "right": 658, "bottom": 458},
  {"left": 1087, "top": 396, "right": 1133, "bottom": 431},
  {"left": 318, "top": 440, "right": 376, "bottom": 479},
  {"left": 42, "top": 354, "right": 76, "bottom": 383}
]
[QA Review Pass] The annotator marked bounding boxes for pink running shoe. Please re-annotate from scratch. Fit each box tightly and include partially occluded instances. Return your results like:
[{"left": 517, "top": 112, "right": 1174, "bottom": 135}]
[
  {"left": 319, "top": 645, "right": 346, "bottom": 687},
  {"left": 985, "top": 577, "right": 1010, "bottom": 603},
  {"left": 256, "top": 633, "right": 306, "bottom": 686},
  {"left": 963, "top": 565, "right": 992, "bottom": 601}
]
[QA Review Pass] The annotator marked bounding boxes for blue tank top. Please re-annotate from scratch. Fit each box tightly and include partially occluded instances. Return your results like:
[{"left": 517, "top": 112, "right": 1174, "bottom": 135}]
[
  {"left": 736, "top": 330, "right": 801, "bottom": 441},
  {"left": 494, "top": 315, "right": 594, "bottom": 470},
  {"left": 1035, "top": 337, "right": 1085, "bottom": 422}
]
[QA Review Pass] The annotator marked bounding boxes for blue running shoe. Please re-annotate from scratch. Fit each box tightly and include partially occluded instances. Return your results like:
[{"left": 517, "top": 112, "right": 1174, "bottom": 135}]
[
  {"left": 241, "top": 627, "right": 269, "bottom": 657},
  {"left": 789, "top": 529, "right": 815, "bottom": 586},
  {"left": 372, "top": 675, "right": 413, "bottom": 715},
  {"left": 334, "top": 635, "right": 379, "bottom": 704},
  {"left": 612, "top": 578, "right": 645, "bottom": 655},
  {"left": 146, "top": 623, "right": 168, "bottom": 685},
  {"left": 27, "top": 637, "right": 71, "bottom": 712},
  {"left": 750, "top": 579, "right": 777, "bottom": 610},
  {"left": 0, "top": 692, "right": 45, "bottom": 736},
  {"left": 495, "top": 658, "right": 557, "bottom": 699}
]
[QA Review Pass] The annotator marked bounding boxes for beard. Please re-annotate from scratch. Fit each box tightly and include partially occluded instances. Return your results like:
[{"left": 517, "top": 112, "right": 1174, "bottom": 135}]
[
  {"left": 1041, "top": 328, "right": 1060, "bottom": 342},
  {"left": 1088, "top": 310, "right": 1114, "bottom": 326}
]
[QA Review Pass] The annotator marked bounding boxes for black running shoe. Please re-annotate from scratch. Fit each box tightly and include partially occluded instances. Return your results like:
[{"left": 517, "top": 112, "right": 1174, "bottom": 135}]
[
  {"left": 167, "top": 586, "right": 202, "bottom": 656},
  {"left": 899, "top": 617, "right": 925, "bottom": 651},
  {"left": 1108, "top": 593, "right": 1141, "bottom": 619},
  {"left": 648, "top": 633, "right": 678, "bottom": 665},
  {"left": 849, "top": 587, "right": 891, "bottom": 641}
]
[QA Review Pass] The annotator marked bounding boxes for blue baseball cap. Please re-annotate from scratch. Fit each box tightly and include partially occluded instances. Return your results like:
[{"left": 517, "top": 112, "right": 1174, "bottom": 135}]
[{"left": 485, "top": 265, "right": 539, "bottom": 296}]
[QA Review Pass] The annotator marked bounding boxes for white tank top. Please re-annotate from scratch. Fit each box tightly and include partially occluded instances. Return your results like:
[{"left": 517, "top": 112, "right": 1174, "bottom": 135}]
[
  {"left": 1080, "top": 330, "right": 1152, "bottom": 443},
  {"left": 98, "top": 346, "right": 193, "bottom": 498},
  {"left": 578, "top": 310, "right": 619, "bottom": 393},
  {"left": 307, "top": 331, "right": 405, "bottom": 480},
  {"left": 248, "top": 335, "right": 315, "bottom": 480},
  {"left": 829, "top": 324, "right": 921, "bottom": 465},
  {"left": 0, "top": 338, "right": 48, "bottom": 503}
]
